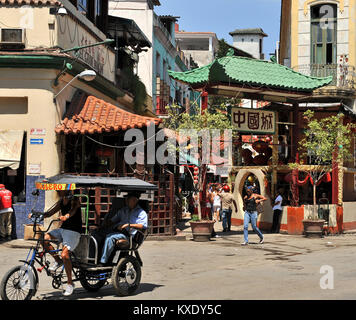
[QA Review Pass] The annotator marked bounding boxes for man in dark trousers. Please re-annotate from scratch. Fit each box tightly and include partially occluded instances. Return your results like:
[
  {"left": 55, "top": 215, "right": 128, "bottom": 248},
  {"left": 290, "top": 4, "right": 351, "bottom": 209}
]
[
  {"left": 218, "top": 185, "right": 238, "bottom": 232},
  {"left": 271, "top": 188, "right": 284, "bottom": 233}
]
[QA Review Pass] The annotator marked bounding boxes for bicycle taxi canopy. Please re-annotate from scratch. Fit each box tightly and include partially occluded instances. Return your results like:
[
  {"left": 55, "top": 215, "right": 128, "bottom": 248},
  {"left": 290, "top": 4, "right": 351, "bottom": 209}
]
[
  {"left": 35, "top": 174, "right": 158, "bottom": 193},
  {"left": 34, "top": 174, "right": 157, "bottom": 235}
]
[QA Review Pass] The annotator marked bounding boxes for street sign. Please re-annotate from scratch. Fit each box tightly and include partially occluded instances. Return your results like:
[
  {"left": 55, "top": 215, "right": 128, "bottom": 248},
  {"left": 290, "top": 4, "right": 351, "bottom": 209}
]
[
  {"left": 30, "top": 138, "right": 44, "bottom": 145},
  {"left": 30, "top": 128, "right": 46, "bottom": 135},
  {"left": 231, "top": 107, "right": 276, "bottom": 134}
]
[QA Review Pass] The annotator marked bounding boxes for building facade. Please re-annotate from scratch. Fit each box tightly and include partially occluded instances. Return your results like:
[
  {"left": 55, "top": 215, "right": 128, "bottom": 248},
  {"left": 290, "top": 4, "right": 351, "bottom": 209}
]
[
  {"left": 278, "top": 0, "right": 356, "bottom": 232},
  {"left": 229, "top": 28, "right": 268, "bottom": 60},
  {"left": 0, "top": 0, "right": 159, "bottom": 238},
  {"left": 175, "top": 28, "right": 219, "bottom": 68}
]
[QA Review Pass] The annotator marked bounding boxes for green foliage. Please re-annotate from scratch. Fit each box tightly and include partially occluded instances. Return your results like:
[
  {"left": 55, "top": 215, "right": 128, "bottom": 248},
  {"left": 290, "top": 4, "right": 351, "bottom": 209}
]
[
  {"left": 292, "top": 110, "right": 355, "bottom": 218},
  {"left": 163, "top": 103, "right": 232, "bottom": 221},
  {"left": 132, "top": 75, "right": 147, "bottom": 114},
  {"left": 299, "top": 110, "right": 354, "bottom": 165},
  {"left": 164, "top": 104, "right": 232, "bottom": 133},
  {"left": 191, "top": 214, "right": 199, "bottom": 222},
  {"left": 216, "top": 38, "right": 231, "bottom": 59}
]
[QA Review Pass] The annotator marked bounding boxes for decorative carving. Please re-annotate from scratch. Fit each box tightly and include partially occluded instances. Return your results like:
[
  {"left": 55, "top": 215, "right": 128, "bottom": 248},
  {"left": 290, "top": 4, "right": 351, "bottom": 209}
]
[{"left": 303, "top": 0, "right": 344, "bottom": 16}]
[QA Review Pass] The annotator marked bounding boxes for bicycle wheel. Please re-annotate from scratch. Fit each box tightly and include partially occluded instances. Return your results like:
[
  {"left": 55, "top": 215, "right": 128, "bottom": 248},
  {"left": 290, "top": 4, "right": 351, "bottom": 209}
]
[
  {"left": 79, "top": 271, "right": 107, "bottom": 292},
  {"left": 111, "top": 255, "right": 141, "bottom": 296},
  {"left": 0, "top": 265, "right": 38, "bottom": 300}
]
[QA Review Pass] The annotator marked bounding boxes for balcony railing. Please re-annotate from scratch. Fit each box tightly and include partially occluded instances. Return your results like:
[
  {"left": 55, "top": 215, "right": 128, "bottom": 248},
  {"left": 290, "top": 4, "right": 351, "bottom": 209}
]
[
  {"left": 293, "top": 64, "right": 356, "bottom": 89},
  {"left": 153, "top": 13, "right": 174, "bottom": 46}
]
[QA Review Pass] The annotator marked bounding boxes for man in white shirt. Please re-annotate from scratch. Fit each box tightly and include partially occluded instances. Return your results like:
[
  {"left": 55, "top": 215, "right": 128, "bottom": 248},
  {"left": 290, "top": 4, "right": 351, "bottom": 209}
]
[
  {"left": 99, "top": 192, "right": 147, "bottom": 265},
  {"left": 271, "top": 188, "right": 284, "bottom": 233}
]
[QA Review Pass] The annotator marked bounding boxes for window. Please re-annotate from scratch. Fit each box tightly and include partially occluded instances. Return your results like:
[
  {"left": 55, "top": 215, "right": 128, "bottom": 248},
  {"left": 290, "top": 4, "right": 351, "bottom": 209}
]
[
  {"left": 156, "top": 52, "right": 161, "bottom": 77},
  {"left": 95, "top": 0, "right": 102, "bottom": 26},
  {"left": 78, "top": 0, "right": 88, "bottom": 14},
  {"left": 311, "top": 4, "right": 337, "bottom": 65}
]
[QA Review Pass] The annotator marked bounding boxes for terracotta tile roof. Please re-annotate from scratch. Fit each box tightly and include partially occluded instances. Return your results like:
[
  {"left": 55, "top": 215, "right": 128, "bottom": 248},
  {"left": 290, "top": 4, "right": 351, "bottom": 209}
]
[
  {"left": 0, "top": 0, "right": 61, "bottom": 5},
  {"left": 55, "top": 95, "right": 162, "bottom": 135}
]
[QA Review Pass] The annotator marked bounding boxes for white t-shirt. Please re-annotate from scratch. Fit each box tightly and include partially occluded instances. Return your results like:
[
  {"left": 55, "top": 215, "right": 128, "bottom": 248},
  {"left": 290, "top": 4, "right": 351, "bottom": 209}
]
[
  {"left": 213, "top": 192, "right": 221, "bottom": 207},
  {"left": 273, "top": 195, "right": 283, "bottom": 211}
]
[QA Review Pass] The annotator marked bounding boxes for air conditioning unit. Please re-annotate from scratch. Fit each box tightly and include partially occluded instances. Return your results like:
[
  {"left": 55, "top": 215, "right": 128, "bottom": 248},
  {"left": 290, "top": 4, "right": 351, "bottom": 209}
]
[{"left": 0, "top": 28, "right": 25, "bottom": 49}]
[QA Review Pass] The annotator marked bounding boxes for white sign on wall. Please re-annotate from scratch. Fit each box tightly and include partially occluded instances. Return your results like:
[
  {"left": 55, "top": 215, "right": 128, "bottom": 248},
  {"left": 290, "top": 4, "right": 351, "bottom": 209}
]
[
  {"left": 28, "top": 163, "right": 41, "bottom": 175},
  {"left": 30, "top": 128, "right": 46, "bottom": 135}
]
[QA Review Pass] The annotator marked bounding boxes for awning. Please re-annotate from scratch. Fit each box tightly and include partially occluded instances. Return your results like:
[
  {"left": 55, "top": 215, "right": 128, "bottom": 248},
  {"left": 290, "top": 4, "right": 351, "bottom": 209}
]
[
  {"left": 35, "top": 174, "right": 158, "bottom": 191},
  {"left": 179, "top": 152, "right": 200, "bottom": 166},
  {"left": 108, "top": 16, "right": 152, "bottom": 49},
  {"left": 0, "top": 130, "right": 24, "bottom": 170}
]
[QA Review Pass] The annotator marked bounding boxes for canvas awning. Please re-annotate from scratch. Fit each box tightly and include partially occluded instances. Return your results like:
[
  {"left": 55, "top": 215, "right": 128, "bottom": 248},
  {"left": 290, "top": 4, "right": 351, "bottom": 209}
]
[{"left": 0, "top": 130, "right": 24, "bottom": 170}]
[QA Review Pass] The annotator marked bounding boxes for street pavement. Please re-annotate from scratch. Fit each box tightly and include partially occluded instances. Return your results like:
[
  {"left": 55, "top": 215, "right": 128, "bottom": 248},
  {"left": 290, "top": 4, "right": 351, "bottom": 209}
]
[{"left": 1, "top": 220, "right": 356, "bottom": 300}]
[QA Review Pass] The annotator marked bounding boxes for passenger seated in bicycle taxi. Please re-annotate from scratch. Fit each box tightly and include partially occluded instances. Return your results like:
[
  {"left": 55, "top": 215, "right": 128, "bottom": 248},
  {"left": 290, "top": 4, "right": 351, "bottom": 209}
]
[
  {"left": 29, "top": 190, "right": 82, "bottom": 296},
  {"left": 99, "top": 191, "right": 147, "bottom": 265}
]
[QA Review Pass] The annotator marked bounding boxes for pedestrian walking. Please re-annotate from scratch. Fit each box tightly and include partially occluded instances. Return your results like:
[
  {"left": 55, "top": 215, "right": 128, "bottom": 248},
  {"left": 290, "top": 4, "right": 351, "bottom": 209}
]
[
  {"left": 271, "top": 188, "right": 284, "bottom": 233},
  {"left": 242, "top": 186, "right": 267, "bottom": 245},
  {"left": 218, "top": 185, "right": 238, "bottom": 232},
  {"left": 212, "top": 185, "right": 221, "bottom": 222},
  {"left": 0, "top": 184, "right": 14, "bottom": 241}
]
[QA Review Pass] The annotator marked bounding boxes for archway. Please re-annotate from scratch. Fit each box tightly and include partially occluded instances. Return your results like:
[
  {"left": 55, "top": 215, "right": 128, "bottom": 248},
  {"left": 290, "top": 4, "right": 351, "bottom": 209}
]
[{"left": 233, "top": 168, "right": 273, "bottom": 228}]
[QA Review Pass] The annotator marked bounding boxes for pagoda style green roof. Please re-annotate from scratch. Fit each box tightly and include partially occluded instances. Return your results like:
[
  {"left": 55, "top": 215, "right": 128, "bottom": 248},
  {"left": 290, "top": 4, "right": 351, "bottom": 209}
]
[{"left": 168, "top": 51, "right": 333, "bottom": 93}]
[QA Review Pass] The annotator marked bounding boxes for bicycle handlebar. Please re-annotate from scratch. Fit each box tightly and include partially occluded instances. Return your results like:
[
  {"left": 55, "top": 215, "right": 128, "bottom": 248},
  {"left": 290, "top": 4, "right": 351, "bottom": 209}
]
[{"left": 29, "top": 211, "right": 60, "bottom": 235}]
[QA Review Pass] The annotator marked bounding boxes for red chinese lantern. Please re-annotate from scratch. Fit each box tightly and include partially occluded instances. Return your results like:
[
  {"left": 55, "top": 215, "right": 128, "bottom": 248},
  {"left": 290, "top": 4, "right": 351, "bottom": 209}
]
[{"left": 193, "top": 167, "right": 199, "bottom": 185}]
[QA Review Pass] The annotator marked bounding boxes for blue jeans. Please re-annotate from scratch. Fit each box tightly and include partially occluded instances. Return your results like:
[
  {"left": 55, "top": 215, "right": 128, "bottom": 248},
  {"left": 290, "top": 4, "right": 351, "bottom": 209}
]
[
  {"left": 221, "top": 209, "right": 232, "bottom": 231},
  {"left": 243, "top": 211, "right": 263, "bottom": 243},
  {"left": 100, "top": 232, "right": 128, "bottom": 263}
]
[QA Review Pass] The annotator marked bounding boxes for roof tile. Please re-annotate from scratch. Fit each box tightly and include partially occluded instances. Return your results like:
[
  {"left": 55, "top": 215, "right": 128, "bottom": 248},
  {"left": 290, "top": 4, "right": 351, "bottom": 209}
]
[
  {"left": 168, "top": 55, "right": 333, "bottom": 92},
  {"left": 55, "top": 95, "right": 162, "bottom": 135}
]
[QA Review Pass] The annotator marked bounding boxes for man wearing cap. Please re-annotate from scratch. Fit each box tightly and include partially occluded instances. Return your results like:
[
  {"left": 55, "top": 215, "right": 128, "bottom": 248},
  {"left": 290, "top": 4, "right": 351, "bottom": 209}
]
[{"left": 99, "top": 192, "right": 147, "bottom": 265}]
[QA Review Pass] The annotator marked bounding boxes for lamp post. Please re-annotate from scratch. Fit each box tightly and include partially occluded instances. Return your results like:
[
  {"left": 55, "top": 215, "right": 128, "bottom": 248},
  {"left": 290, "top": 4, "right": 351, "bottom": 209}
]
[{"left": 53, "top": 69, "right": 96, "bottom": 99}]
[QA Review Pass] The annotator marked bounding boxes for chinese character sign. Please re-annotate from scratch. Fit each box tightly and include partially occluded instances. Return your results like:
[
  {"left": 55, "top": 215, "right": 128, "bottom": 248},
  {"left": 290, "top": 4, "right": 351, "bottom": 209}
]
[{"left": 231, "top": 108, "right": 276, "bottom": 134}]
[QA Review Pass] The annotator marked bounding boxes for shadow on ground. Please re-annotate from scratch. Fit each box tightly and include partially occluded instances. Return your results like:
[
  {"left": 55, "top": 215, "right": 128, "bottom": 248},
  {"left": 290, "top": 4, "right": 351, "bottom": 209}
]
[{"left": 38, "top": 282, "right": 164, "bottom": 300}]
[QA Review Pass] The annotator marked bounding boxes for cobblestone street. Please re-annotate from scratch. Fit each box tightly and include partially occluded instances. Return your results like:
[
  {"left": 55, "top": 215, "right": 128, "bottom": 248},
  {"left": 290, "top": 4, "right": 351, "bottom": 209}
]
[{"left": 1, "top": 222, "right": 356, "bottom": 300}]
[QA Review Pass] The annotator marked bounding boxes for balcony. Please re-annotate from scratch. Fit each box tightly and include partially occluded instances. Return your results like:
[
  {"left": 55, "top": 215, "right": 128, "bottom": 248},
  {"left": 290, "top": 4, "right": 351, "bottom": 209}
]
[{"left": 293, "top": 64, "right": 355, "bottom": 90}]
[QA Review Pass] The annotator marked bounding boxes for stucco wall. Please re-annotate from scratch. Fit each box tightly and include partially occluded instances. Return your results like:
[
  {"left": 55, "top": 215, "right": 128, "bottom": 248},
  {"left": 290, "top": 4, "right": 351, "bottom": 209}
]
[
  {"left": 232, "top": 34, "right": 264, "bottom": 59},
  {"left": 0, "top": 6, "right": 116, "bottom": 83},
  {"left": 343, "top": 201, "right": 356, "bottom": 224},
  {"left": 293, "top": 0, "right": 354, "bottom": 69}
]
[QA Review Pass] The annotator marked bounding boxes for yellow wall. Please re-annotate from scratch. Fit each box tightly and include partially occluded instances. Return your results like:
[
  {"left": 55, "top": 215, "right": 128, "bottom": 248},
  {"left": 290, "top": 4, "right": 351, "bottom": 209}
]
[{"left": 287, "top": 0, "right": 356, "bottom": 68}]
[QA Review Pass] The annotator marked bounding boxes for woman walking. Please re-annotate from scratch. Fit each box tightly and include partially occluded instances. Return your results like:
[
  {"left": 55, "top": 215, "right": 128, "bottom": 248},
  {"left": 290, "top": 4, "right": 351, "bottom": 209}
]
[
  {"left": 212, "top": 185, "right": 221, "bottom": 222},
  {"left": 242, "top": 186, "right": 267, "bottom": 245}
]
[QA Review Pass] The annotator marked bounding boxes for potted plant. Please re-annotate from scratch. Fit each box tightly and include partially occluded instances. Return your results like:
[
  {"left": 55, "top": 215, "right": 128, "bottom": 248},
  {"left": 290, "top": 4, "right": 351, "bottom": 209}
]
[
  {"left": 163, "top": 103, "right": 233, "bottom": 241},
  {"left": 290, "top": 110, "right": 355, "bottom": 237}
]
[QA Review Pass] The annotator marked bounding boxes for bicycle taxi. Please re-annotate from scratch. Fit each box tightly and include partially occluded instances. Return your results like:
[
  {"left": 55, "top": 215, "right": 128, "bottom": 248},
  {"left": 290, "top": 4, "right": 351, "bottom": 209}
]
[{"left": 0, "top": 174, "right": 157, "bottom": 300}]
